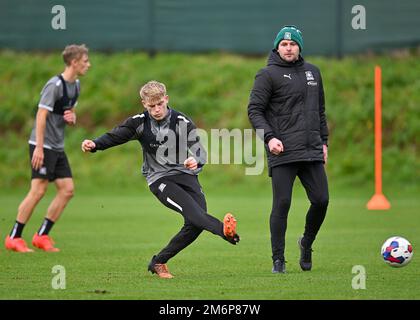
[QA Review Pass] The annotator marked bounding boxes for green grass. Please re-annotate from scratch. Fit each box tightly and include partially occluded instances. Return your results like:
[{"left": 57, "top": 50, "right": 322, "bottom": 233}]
[{"left": 0, "top": 186, "right": 419, "bottom": 300}]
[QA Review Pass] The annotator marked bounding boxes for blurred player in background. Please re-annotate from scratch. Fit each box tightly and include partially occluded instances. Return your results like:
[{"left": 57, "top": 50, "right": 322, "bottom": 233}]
[{"left": 5, "top": 44, "right": 91, "bottom": 252}]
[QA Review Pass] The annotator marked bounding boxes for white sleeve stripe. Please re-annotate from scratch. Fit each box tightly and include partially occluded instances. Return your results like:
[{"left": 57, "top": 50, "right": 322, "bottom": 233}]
[
  {"left": 177, "top": 115, "right": 190, "bottom": 123},
  {"left": 38, "top": 104, "right": 53, "bottom": 111},
  {"left": 132, "top": 114, "right": 145, "bottom": 119},
  {"left": 28, "top": 140, "right": 53, "bottom": 149}
]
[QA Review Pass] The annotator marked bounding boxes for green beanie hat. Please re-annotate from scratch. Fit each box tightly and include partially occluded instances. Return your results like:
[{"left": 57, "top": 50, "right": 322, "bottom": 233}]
[{"left": 273, "top": 25, "right": 304, "bottom": 52}]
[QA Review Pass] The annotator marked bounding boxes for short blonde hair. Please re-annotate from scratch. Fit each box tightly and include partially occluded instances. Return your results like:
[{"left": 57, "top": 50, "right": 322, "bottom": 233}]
[
  {"left": 139, "top": 81, "right": 167, "bottom": 104},
  {"left": 62, "top": 44, "right": 89, "bottom": 66}
]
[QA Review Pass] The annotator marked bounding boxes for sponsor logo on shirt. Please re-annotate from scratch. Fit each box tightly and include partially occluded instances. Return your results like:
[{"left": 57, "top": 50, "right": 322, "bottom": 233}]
[{"left": 305, "top": 71, "right": 315, "bottom": 81}]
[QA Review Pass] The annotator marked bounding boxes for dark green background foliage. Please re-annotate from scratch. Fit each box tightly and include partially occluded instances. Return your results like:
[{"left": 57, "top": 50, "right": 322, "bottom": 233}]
[{"left": 0, "top": 51, "right": 418, "bottom": 192}]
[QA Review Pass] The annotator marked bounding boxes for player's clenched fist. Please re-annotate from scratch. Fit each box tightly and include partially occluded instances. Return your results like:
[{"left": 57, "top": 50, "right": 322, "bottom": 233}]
[
  {"left": 63, "top": 110, "right": 76, "bottom": 125},
  {"left": 183, "top": 156, "right": 198, "bottom": 170},
  {"left": 81, "top": 139, "right": 96, "bottom": 152}
]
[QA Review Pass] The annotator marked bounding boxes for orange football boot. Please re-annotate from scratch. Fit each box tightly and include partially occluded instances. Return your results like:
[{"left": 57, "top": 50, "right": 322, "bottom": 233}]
[
  {"left": 148, "top": 262, "right": 174, "bottom": 279},
  {"left": 5, "top": 236, "right": 34, "bottom": 253},
  {"left": 32, "top": 234, "right": 60, "bottom": 252},
  {"left": 223, "top": 213, "right": 240, "bottom": 244},
  {"left": 223, "top": 213, "right": 237, "bottom": 237}
]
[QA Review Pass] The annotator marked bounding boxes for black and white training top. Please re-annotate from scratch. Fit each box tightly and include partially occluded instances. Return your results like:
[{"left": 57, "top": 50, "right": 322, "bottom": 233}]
[
  {"left": 91, "top": 108, "right": 207, "bottom": 185},
  {"left": 29, "top": 74, "right": 80, "bottom": 151}
]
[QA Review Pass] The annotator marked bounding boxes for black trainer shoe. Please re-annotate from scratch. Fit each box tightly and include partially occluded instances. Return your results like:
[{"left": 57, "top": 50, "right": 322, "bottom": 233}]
[
  {"left": 272, "top": 259, "right": 286, "bottom": 273},
  {"left": 298, "top": 236, "right": 313, "bottom": 271}
]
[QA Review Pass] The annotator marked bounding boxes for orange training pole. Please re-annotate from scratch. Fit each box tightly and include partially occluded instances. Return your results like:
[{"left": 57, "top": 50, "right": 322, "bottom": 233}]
[{"left": 367, "top": 66, "right": 391, "bottom": 210}]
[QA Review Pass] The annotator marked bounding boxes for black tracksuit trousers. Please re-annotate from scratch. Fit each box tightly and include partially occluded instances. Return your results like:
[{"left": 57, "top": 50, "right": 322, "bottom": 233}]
[
  {"left": 149, "top": 173, "right": 226, "bottom": 263},
  {"left": 270, "top": 161, "right": 329, "bottom": 262}
]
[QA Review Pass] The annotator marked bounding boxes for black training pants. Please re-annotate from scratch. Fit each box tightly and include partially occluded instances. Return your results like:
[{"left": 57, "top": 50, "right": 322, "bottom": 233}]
[
  {"left": 270, "top": 161, "right": 329, "bottom": 262},
  {"left": 149, "top": 173, "right": 225, "bottom": 263}
]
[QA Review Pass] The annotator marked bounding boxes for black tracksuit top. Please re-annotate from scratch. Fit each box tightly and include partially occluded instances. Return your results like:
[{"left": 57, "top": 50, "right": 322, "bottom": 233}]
[
  {"left": 91, "top": 108, "right": 207, "bottom": 185},
  {"left": 248, "top": 50, "right": 329, "bottom": 172}
]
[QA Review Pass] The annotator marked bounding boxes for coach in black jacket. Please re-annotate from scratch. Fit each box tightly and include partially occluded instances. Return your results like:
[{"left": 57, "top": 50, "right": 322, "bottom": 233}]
[{"left": 248, "top": 26, "right": 329, "bottom": 273}]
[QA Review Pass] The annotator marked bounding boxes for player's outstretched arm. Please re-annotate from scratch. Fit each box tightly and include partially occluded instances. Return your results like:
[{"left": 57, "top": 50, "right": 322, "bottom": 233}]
[{"left": 84, "top": 116, "right": 141, "bottom": 152}]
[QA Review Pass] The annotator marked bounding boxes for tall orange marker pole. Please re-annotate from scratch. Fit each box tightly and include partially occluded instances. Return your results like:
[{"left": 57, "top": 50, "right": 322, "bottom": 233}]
[{"left": 367, "top": 66, "right": 391, "bottom": 210}]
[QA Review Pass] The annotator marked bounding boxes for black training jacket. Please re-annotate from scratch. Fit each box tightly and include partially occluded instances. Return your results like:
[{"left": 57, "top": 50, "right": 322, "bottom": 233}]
[
  {"left": 90, "top": 108, "right": 207, "bottom": 186},
  {"left": 248, "top": 50, "right": 328, "bottom": 173}
]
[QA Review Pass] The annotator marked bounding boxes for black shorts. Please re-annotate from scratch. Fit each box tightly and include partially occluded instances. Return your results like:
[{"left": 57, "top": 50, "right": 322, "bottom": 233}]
[{"left": 29, "top": 145, "right": 72, "bottom": 181}]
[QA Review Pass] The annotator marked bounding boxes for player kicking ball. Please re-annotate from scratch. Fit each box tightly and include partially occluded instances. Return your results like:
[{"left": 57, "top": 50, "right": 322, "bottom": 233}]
[{"left": 81, "top": 80, "right": 239, "bottom": 278}]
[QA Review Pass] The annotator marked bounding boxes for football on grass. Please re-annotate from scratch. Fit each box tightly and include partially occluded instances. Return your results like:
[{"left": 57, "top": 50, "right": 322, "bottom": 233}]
[{"left": 381, "top": 236, "right": 413, "bottom": 267}]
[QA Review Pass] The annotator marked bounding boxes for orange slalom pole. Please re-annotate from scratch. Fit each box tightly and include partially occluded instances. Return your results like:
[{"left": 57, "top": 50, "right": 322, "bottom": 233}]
[{"left": 367, "top": 66, "right": 391, "bottom": 210}]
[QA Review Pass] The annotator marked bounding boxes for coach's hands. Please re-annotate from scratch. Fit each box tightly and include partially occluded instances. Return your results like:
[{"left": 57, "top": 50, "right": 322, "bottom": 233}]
[
  {"left": 268, "top": 138, "right": 284, "bottom": 155},
  {"left": 323, "top": 144, "right": 328, "bottom": 164},
  {"left": 81, "top": 139, "right": 96, "bottom": 152},
  {"left": 184, "top": 157, "right": 198, "bottom": 170}
]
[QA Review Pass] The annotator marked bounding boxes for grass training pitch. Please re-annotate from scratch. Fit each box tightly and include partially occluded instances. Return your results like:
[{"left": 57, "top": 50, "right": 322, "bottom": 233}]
[{"left": 0, "top": 187, "right": 419, "bottom": 300}]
